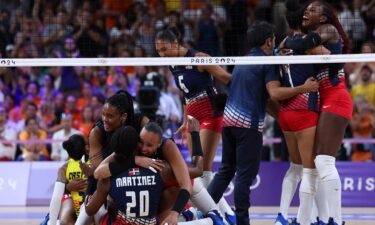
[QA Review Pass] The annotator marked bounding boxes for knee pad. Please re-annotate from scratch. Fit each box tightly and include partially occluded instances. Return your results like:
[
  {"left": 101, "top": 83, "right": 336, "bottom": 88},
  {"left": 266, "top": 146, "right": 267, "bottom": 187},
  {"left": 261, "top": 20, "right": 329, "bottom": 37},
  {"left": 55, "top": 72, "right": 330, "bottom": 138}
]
[
  {"left": 192, "top": 178, "right": 205, "bottom": 195},
  {"left": 285, "top": 162, "right": 303, "bottom": 182},
  {"left": 315, "top": 155, "right": 339, "bottom": 181},
  {"left": 299, "top": 168, "right": 318, "bottom": 194}
]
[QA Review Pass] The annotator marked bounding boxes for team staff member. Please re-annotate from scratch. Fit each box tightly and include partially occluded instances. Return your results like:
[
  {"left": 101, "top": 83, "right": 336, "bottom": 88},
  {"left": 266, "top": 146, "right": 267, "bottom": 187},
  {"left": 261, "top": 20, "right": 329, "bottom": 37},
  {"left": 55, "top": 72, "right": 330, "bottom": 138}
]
[{"left": 207, "top": 22, "right": 318, "bottom": 225}]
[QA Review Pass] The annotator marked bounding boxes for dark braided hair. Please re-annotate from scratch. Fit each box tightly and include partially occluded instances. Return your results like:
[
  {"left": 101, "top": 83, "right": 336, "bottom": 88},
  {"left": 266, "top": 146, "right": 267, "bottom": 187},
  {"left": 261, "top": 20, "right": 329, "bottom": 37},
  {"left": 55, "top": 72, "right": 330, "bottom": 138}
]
[
  {"left": 285, "top": 0, "right": 305, "bottom": 30},
  {"left": 105, "top": 90, "right": 135, "bottom": 127},
  {"left": 315, "top": 0, "right": 350, "bottom": 53},
  {"left": 110, "top": 126, "right": 139, "bottom": 159}
]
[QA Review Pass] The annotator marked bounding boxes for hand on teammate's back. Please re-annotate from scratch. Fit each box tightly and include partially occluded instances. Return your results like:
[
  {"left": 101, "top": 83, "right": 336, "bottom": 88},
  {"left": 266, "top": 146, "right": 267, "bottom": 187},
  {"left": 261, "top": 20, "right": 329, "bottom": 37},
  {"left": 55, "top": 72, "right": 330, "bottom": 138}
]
[
  {"left": 303, "top": 77, "right": 319, "bottom": 92},
  {"left": 187, "top": 116, "right": 200, "bottom": 133},
  {"left": 80, "top": 162, "right": 94, "bottom": 177},
  {"left": 66, "top": 178, "right": 87, "bottom": 192},
  {"left": 135, "top": 156, "right": 164, "bottom": 172}
]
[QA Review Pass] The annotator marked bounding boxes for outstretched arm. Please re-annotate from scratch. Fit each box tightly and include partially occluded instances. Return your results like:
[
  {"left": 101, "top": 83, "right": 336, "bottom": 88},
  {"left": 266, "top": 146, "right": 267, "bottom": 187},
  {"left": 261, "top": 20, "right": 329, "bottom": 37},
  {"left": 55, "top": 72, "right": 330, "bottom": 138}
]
[
  {"left": 48, "top": 164, "right": 67, "bottom": 225},
  {"left": 195, "top": 52, "right": 231, "bottom": 85}
]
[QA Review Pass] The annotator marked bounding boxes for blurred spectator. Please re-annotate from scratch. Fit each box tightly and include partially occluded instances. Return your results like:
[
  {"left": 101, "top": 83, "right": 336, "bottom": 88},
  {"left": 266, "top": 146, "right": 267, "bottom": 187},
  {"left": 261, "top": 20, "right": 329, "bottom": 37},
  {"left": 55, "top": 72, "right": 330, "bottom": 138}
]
[
  {"left": 99, "top": 0, "right": 132, "bottom": 30},
  {"left": 351, "top": 64, "right": 375, "bottom": 107},
  {"left": 338, "top": 0, "right": 367, "bottom": 52},
  {"left": 37, "top": 100, "right": 56, "bottom": 134},
  {"left": 109, "top": 13, "right": 132, "bottom": 41},
  {"left": 0, "top": 104, "right": 17, "bottom": 161},
  {"left": 51, "top": 113, "right": 81, "bottom": 161},
  {"left": 64, "top": 95, "right": 81, "bottom": 129},
  {"left": 17, "top": 116, "right": 49, "bottom": 161},
  {"left": 12, "top": 72, "right": 30, "bottom": 106},
  {"left": 361, "top": 41, "right": 375, "bottom": 53},
  {"left": 77, "top": 105, "right": 95, "bottom": 137},
  {"left": 350, "top": 95, "right": 375, "bottom": 161},
  {"left": 42, "top": 9, "right": 73, "bottom": 55},
  {"left": 12, "top": 15, "right": 41, "bottom": 58},
  {"left": 72, "top": 10, "right": 107, "bottom": 57},
  {"left": 38, "top": 74, "right": 58, "bottom": 101},
  {"left": 194, "top": 3, "right": 223, "bottom": 56},
  {"left": 15, "top": 101, "right": 42, "bottom": 133},
  {"left": 76, "top": 81, "right": 94, "bottom": 112},
  {"left": 26, "top": 81, "right": 41, "bottom": 106}
]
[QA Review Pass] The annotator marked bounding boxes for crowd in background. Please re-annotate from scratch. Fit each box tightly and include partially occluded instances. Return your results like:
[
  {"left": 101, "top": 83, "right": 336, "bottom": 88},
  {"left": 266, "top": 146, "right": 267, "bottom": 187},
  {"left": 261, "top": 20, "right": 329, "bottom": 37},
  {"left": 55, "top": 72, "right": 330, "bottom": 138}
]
[{"left": 0, "top": 0, "right": 374, "bottom": 162}]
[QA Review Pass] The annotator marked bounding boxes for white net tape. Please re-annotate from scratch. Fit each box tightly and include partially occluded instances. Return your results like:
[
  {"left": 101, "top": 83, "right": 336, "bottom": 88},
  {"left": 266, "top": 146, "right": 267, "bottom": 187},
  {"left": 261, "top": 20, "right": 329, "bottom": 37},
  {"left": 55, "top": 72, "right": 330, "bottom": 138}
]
[{"left": 1, "top": 54, "right": 375, "bottom": 67}]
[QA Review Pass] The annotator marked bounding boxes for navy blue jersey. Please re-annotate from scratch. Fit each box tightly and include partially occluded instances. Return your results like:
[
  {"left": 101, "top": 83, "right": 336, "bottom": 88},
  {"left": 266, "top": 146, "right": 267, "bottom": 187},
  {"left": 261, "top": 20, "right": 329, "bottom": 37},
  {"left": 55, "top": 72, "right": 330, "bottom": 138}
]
[
  {"left": 222, "top": 47, "right": 279, "bottom": 132},
  {"left": 169, "top": 49, "right": 216, "bottom": 100},
  {"left": 280, "top": 34, "right": 319, "bottom": 112},
  {"left": 109, "top": 167, "right": 163, "bottom": 222}
]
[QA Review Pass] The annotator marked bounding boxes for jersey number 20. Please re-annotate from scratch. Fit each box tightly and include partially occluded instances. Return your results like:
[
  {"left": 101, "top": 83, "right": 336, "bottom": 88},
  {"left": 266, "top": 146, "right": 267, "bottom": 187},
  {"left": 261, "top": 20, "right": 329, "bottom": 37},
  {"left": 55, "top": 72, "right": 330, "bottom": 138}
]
[
  {"left": 178, "top": 75, "right": 189, "bottom": 93},
  {"left": 126, "top": 191, "right": 149, "bottom": 217}
]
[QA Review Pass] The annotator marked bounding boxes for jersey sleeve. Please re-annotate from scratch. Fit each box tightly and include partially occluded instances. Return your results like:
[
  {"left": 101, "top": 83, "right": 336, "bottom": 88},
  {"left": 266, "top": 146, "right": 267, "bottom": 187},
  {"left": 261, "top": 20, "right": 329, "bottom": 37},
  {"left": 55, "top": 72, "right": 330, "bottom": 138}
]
[{"left": 264, "top": 65, "right": 280, "bottom": 84}]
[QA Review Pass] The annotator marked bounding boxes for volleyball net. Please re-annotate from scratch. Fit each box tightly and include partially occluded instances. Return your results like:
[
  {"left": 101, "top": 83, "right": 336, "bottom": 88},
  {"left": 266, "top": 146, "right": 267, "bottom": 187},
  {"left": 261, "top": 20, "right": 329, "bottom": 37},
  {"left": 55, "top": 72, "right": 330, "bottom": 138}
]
[{"left": 1, "top": 0, "right": 375, "bottom": 161}]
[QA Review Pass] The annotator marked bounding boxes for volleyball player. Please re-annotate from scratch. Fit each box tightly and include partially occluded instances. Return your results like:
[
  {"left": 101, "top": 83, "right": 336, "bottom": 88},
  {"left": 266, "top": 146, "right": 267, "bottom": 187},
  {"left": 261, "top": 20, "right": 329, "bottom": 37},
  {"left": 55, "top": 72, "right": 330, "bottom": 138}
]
[
  {"left": 76, "top": 91, "right": 164, "bottom": 224},
  {"left": 280, "top": 1, "right": 353, "bottom": 224},
  {"left": 155, "top": 27, "right": 235, "bottom": 224},
  {"left": 43, "top": 134, "right": 101, "bottom": 225},
  {"left": 272, "top": 0, "right": 332, "bottom": 224}
]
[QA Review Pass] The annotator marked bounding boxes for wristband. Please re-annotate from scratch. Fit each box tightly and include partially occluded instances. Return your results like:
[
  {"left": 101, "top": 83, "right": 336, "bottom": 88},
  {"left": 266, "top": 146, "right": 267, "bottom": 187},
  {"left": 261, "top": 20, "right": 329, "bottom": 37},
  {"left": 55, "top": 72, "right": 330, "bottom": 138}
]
[
  {"left": 190, "top": 132, "right": 203, "bottom": 157},
  {"left": 172, "top": 189, "right": 190, "bottom": 213}
]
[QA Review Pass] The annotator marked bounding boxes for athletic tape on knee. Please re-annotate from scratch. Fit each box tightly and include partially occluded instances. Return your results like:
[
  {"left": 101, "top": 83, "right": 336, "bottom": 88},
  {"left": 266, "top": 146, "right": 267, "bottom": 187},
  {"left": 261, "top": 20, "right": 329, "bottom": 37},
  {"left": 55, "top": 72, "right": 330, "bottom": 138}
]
[
  {"left": 315, "top": 155, "right": 339, "bottom": 181},
  {"left": 191, "top": 178, "right": 217, "bottom": 213},
  {"left": 48, "top": 182, "right": 65, "bottom": 225},
  {"left": 299, "top": 169, "right": 318, "bottom": 194}
]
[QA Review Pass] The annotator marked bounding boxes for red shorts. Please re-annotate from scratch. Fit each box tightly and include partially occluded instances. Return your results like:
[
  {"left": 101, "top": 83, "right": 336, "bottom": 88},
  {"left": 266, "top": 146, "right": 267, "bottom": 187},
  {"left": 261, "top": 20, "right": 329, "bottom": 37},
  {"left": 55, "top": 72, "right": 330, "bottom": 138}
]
[
  {"left": 200, "top": 116, "right": 223, "bottom": 133},
  {"left": 186, "top": 97, "right": 223, "bottom": 133},
  {"left": 100, "top": 213, "right": 156, "bottom": 225},
  {"left": 61, "top": 194, "right": 71, "bottom": 203},
  {"left": 163, "top": 179, "right": 195, "bottom": 189},
  {"left": 279, "top": 110, "right": 318, "bottom": 132},
  {"left": 320, "top": 88, "right": 353, "bottom": 120}
]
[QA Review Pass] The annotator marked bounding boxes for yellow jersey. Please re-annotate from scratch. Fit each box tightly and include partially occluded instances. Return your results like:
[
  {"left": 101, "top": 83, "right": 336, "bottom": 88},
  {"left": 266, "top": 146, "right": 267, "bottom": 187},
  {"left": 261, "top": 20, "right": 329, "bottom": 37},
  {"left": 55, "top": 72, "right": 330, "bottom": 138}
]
[{"left": 65, "top": 158, "right": 89, "bottom": 216}]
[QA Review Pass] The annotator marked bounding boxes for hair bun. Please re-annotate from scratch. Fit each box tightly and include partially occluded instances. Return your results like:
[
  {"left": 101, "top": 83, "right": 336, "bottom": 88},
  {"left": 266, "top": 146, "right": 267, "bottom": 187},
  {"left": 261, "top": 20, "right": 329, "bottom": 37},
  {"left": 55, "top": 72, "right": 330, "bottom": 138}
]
[{"left": 62, "top": 139, "right": 73, "bottom": 151}]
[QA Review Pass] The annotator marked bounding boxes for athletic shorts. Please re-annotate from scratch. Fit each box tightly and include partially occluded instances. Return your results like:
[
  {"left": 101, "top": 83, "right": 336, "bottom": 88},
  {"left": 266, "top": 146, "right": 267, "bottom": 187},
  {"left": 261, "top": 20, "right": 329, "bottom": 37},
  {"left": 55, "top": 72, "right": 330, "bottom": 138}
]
[
  {"left": 163, "top": 179, "right": 195, "bottom": 189},
  {"left": 200, "top": 116, "right": 223, "bottom": 133},
  {"left": 61, "top": 194, "right": 71, "bottom": 203},
  {"left": 100, "top": 212, "right": 157, "bottom": 225},
  {"left": 320, "top": 88, "right": 353, "bottom": 120},
  {"left": 279, "top": 110, "right": 319, "bottom": 132}
]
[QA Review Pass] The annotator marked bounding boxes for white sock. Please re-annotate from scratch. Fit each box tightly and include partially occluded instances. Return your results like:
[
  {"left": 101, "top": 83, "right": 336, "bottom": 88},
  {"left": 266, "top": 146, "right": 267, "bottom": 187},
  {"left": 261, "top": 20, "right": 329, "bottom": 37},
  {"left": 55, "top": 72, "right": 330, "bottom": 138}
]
[
  {"left": 297, "top": 168, "right": 318, "bottom": 225},
  {"left": 311, "top": 198, "right": 318, "bottom": 223},
  {"left": 178, "top": 218, "right": 213, "bottom": 225},
  {"left": 47, "top": 182, "right": 65, "bottom": 225},
  {"left": 315, "top": 155, "right": 342, "bottom": 225},
  {"left": 191, "top": 178, "right": 218, "bottom": 213},
  {"left": 75, "top": 204, "right": 91, "bottom": 225},
  {"left": 314, "top": 177, "right": 329, "bottom": 223},
  {"left": 218, "top": 197, "right": 235, "bottom": 216},
  {"left": 201, "top": 171, "right": 213, "bottom": 188},
  {"left": 279, "top": 162, "right": 303, "bottom": 218}
]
